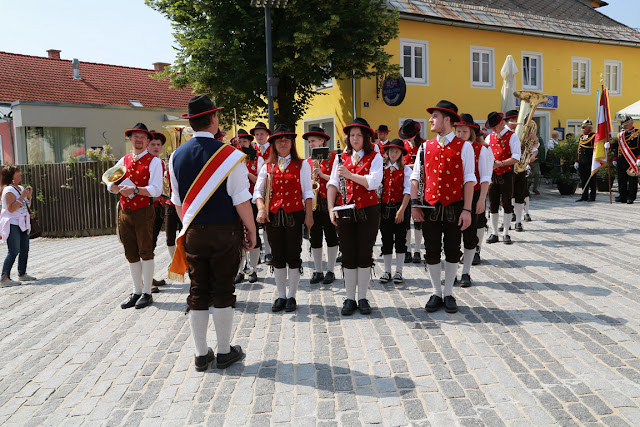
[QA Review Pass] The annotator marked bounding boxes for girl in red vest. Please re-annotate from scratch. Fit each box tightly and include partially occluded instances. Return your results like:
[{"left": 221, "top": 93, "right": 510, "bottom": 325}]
[
  {"left": 378, "top": 139, "right": 412, "bottom": 284},
  {"left": 327, "top": 118, "right": 383, "bottom": 316},
  {"left": 254, "top": 125, "right": 314, "bottom": 313}
]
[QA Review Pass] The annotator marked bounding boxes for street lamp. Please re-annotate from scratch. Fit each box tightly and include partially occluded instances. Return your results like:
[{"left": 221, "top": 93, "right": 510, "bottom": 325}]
[{"left": 251, "top": 0, "right": 288, "bottom": 130}]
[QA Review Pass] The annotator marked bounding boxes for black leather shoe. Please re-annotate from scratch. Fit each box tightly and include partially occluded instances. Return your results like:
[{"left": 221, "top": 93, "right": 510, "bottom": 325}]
[
  {"left": 336, "top": 253, "right": 343, "bottom": 264},
  {"left": 460, "top": 273, "right": 472, "bottom": 288},
  {"left": 264, "top": 254, "right": 273, "bottom": 265},
  {"left": 322, "top": 271, "right": 335, "bottom": 284},
  {"left": 472, "top": 252, "right": 481, "bottom": 265},
  {"left": 503, "top": 235, "right": 513, "bottom": 245},
  {"left": 512, "top": 213, "right": 516, "bottom": 222},
  {"left": 498, "top": 225, "right": 504, "bottom": 232},
  {"left": 412, "top": 252, "right": 421, "bottom": 264},
  {"left": 425, "top": 295, "right": 443, "bottom": 312},
  {"left": 121, "top": 293, "right": 141, "bottom": 309},
  {"left": 341, "top": 299, "right": 358, "bottom": 316},
  {"left": 615, "top": 196, "right": 623, "bottom": 203},
  {"left": 576, "top": 197, "right": 587, "bottom": 202},
  {"left": 524, "top": 214, "right": 532, "bottom": 222},
  {"left": 486, "top": 234, "right": 499, "bottom": 244},
  {"left": 135, "top": 293, "right": 153, "bottom": 309},
  {"left": 152, "top": 278, "right": 166, "bottom": 287},
  {"left": 194, "top": 348, "right": 215, "bottom": 372},
  {"left": 272, "top": 298, "right": 287, "bottom": 312},
  {"left": 628, "top": 200, "right": 635, "bottom": 204},
  {"left": 151, "top": 286, "right": 159, "bottom": 294},
  {"left": 453, "top": 277, "right": 459, "bottom": 287},
  {"left": 248, "top": 272, "right": 258, "bottom": 283},
  {"left": 310, "top": 272, "right": 324, "bottom": 284},
  {"left": 358, "top": 299, "right": 372, "bottom": 315},
  {"left": 588, "top": 198, "right": 596, "bottom": 202},
  {"left": 285, "top": 297, "right": 297, "bottom": 312},
  {"left": 443, "top": 295, "right": 458, "bottom": 313},
  {"left": 217, "top": 345, "right": 244, "bottom": 369},
  {"left": 515, "top": 222, "right": 524, "bottom": 232},
  {"left": 234, "top": 273, "right": 244, "bottom": 284},
  {"left": 404, "top": 252, "right": 412, "bottom": 263}
]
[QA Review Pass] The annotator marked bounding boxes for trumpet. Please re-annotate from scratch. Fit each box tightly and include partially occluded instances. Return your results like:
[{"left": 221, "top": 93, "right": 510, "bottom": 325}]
[{"left": 312, "top": 159, "right": 321, "bottom": 211}]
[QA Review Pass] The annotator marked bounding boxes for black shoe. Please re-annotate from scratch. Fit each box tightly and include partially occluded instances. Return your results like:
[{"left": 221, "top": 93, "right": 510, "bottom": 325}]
[
  {"left": 248, "top": 272, "right": 258, "bottom": 283},
  {"left": 515, "top": 222, "right": 524, "bottom": 232},
  {"left": 341, "top": 299, "right": 358, "bottom": 316},
  {"left": 264, "top": 254, "right": 273, "bottom": 265},
  {"left": 576, "top": 197, "right": 587, "bottom": 202},
  {"left": 425, "top": 295, "right": 444, "bottom": 312},
  {"left": 498, "top": 225, "right": 504, "bottom": 232},
  {"left": 285, "top": 297, "right": 297, "bottom": 312},
  {"left": 443, "top": 295, "right": 458, "bottom": 313},
  {"left": 216, "top": 345, "right": 244, "bottom": 369},
  {"left": 460, "top": 273, "right": 472, "bottom": 288},
  {"left": 511, "top": 213, "right": 516, "bottom": 222},
  {"left": 472, "top": 252, "right": 481, "bottom": 265},
  {"left": 135, "top": 293, "right": 153, "bottom": 309},
  {"left": 358, "top": 299, "right": 372, "bottom": 315},
  {"left": 615, "top": 196, "right": 624, "bottom": 203},
  {"left": 310, "top": 272, "right": 324, "bottom": 284},
  {"left": 412, "top": 252, "right": 421, "bottom": 264},
  {"left": 503, "top": 235, "right": 513, "bottom": 245},
  {"left": 271, "top": 298, "right": 287, "bottom": 312},
  {"left": 379, "top": 272, "right": 391, "bottom": 283},
  {"left": 152, "top": 278, "right": 166, "bottom": 287},
  {"left": 234, "top": 273, "right": 244, "bottom": 284},
  {"left": 194, "top": 348, "right": 215, "bottom": 372},
  {"left": 336, "top": 253, "right": 343, "bottom": 264},
  {"left": 628, "top": 200, "right": 635, "bottom": 204},
  {"left": 588, "top": 198, "right": 596, "bottom": 202},
  {"left": 151, "top": 286, "right": 160, "bottom": 293},
  {"left": 486, "top": 234, "right": 499, "bottom": 244},
  {"left": 322, "top": 271, "right": 335, "bottom": 284},
  {"left": 404, "top": 252, "right": 412, "bottom": 264},
  {"left": 120, "top": 293, "right": 141, "bottom": 309},
  {"left": 453, "top": 277, "right": 459, "bottom": 287},
  {"left": 524, "top": 214, "right": 532, "bottom": 222}
]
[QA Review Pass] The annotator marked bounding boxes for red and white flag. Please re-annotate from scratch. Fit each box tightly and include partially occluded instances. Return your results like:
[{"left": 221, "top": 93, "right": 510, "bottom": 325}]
[{"left": 591, "top": 88, "right": 611, "bottom": 175}]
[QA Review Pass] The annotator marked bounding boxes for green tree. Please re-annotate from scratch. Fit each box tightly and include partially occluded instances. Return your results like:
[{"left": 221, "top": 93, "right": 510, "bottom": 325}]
[{"left": 146, "top": 0, "right": 399, "bottom": 128}]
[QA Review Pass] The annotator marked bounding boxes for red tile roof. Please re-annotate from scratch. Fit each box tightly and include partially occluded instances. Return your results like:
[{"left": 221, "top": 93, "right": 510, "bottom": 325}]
[{"left": 0, "top": 51, "right": 194, "bottom": 109}]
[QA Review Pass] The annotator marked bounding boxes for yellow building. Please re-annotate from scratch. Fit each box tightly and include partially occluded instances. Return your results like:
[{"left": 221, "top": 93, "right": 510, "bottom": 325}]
[{"left": 296, "top": 0, "right": 640, "bottom": 156}]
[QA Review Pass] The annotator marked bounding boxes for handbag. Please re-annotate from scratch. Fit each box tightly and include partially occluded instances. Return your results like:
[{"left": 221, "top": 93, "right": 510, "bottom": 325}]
[{"left": 27, "top": 207, "right": 42, "bottom": 239}]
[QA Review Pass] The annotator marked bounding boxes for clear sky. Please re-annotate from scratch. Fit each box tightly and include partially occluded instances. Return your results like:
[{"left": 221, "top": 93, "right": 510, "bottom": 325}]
[{"left": 0, "top": 0, "right": 637, "bottom": 69}]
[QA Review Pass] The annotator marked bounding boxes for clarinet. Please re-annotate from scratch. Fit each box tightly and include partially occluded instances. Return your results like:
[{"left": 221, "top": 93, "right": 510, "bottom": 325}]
[
  {"left": 418, "top": 146, "right": 425, "bottom": 203},
  {"left": 338, "top": 152, "right": 347, "bottom": 204}
]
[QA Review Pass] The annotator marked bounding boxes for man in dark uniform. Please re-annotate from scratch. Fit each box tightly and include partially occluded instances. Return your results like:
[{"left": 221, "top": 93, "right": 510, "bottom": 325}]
[
  {"left": 575, "top": 119, "right": 596, "bottom": 202},
  {"left": 169, "top": 95, "right": 256, "bottom": 371},
  {"left": 612, "top": 115, "right": 640, "bottom": 204}
]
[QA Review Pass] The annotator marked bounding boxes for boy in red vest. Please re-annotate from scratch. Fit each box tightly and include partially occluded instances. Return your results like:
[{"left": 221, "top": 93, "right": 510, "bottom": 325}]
[{"left": 410, "top": 101, "right": 476, "bottom": 314}]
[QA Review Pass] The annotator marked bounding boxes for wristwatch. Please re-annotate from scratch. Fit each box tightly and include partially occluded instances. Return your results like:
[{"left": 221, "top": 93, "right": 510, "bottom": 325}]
[{"left": 133, "top": 186, "right": 139, "bottom": 196}]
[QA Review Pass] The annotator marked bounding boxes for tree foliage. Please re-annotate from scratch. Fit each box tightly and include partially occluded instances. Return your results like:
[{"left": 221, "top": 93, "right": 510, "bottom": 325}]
[{"left": 146, "top": 0, "right": 399, "bottom": 128}]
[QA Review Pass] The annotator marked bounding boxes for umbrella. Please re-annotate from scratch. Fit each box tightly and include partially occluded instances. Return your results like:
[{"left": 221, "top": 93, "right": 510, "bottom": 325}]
[{"left": 500, "top": 55, "right": 519, "bottom": 113}]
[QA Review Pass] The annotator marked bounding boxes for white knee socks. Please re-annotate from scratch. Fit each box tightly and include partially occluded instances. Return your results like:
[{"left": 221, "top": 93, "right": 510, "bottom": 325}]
[
  {"left": 249, "top": 248, "right": 261, "bottom": 268},
  {"left": 141, "top": 259, "right": 154, "bottom": 294},
  {"left": 263, "top": 231, "right": 271, "bottom": 255},
  {"left": 344, "top": 268, "right": 357, "bottom": 300},
  {"left": 461, "top": 248, "right": 475, "bottom": 275},
  {"left": 129, "top": 261, "right": 142, "bottom": 294},
  {"left": 287, "top": 268, "right": 300, "bottom": 298},
  {"left": 167, "top": 245, "right": 176, "bottom": 262},
  {"left": 357, "top": 267, "right": 370, "bottom": 301},
  {"left": 444, "top": 261, "right": 457, "bottom": 297},
  {"left": 514, "top": 203, "right": 524, "bottom": 224},
  {"left": 189, "top": 310, "right": 209, "bottom": 357},
  {"left": 413, "top": 227, "right": 422, "bottom": 253},
  {"left": 326, "top": 246, "right": 338, "bottom": 273},
  {"left": 502, "top": 211, "right": 511, "bottom": 237},
  {"left": 491, "top": 213, "right": 500, "bottom": 236},
  {"left": 524, "top": 196, "right": 530, "bottom": 215},
  {"left": 477, "top": 227, "right": 485, "bottom": 250},
  {"left": 395, "top": 253, "right": 404, "bottom": 274},
  {"left": 406, "top": 229, "right": 412, "bottom": 253},
  {"left": 427, "top": 263, "right": 442, "bottom": 297},
  {"left": 312, "top": 247, "right": 323, "bottom": 272},
  {"left": 212, "top": 306, "right": 233, "bottom": 354},
  {"left": 274, "top": 268, "right": 287, "bottom": 299},
  {"left": 383, "top": 254, "right": 392, "bottom": 273}
]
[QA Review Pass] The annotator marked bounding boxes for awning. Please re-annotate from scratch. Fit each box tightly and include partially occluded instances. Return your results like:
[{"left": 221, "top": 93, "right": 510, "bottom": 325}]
[{"left": 617, "top": 100, "right": 640, "bottom": 120}]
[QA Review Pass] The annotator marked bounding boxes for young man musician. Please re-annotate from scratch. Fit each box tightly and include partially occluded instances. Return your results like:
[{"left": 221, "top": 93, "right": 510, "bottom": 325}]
[
  {"left": 107, "top": 123, "right": 163, "bottom": 310},
  {"left": 410, "top": 101, "right": 475, "bottom": 314},
  {"left": 169, "top": 95, "right": 256, "bottom": 371},
  {"left": 377, "top": 125, "right": 391, "bottom": 150},
  {"left": 251, "top": 122, "right": 273, "bottom": 265},
  {"left": 399, "top": 119, "right": 424, "bottom": 265},
  {"left": 148, "top": 130, "right": 170, "bottom": 291},
  {"left": 504, "top": 110, "right": 529, "bottom": 232},
  {"left": 485, "top": 112, "right": 521, "bottom": 245},
  {"left": 575, "top": 119, "right": 597, "bottom": 202},
  {"left": 304, "top": 126, "right": 339, "bottom": 285}
]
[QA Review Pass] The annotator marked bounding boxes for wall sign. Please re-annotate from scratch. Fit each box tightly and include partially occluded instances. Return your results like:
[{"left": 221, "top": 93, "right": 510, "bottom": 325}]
[
  {"left": 516, "top": 95, "right": 559, "bottom": 109},
  {"left": 382, "top": 76, "right": 406, "bottom": 107}
]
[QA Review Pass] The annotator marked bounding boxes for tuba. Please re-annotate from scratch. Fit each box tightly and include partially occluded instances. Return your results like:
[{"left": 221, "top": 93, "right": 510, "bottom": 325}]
[{"left": 513, "top": 91, "right": 548, "bottom": 173}]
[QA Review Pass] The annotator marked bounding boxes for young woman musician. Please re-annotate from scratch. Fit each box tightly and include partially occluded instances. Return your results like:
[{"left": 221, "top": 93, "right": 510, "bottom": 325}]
[
  {"left": 254, "top": 125, "right": 314, "bottom": 313},
  {"left": 304, "top": 127, "right": 339, "bottom": 285},
  {"left": 454, "top": 114, "right": 493, "bottom": 287},
  {"left": 327, "top": 118, "right": 383, "bottom": 316},
  {"left": 378, "top": 139, "right": 412, "bottom": 284}
]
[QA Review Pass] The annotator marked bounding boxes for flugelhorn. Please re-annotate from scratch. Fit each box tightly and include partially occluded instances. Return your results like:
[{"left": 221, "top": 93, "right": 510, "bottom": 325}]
[{"left": 102, "top": 165, "right": 126, "bottom": 185}]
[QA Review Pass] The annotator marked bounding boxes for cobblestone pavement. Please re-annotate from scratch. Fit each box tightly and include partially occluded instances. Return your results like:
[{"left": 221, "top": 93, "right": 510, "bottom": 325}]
[{"left": 2, "top": 185, "right": 640, "bottom": 426}]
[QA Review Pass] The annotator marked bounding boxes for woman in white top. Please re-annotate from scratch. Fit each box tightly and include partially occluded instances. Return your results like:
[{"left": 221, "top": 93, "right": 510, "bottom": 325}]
[{"left": 0, "top": 166, "right": 37, "bottom": 286}]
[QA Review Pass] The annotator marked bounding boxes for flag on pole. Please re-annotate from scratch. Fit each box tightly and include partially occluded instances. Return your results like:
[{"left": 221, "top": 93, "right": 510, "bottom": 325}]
[{"left": 591, "top": 87, "right": 611, "bottom": 175}]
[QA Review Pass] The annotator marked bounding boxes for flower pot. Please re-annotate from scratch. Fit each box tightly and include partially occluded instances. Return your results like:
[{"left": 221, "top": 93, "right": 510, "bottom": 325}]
[
  {"left": 557, "top": 179, "right": 578, "bottom": 195},
  {"left": 596, "top": 175, "right": 613, "bottom": 192}
]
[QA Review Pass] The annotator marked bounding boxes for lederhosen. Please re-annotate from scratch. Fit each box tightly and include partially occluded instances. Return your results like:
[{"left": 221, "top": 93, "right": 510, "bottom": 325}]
[
  {"left": 246, "top": 155, "right": 262, "bottom": 249},
  {"left": 616, "top": 129, "right": 640, "bottom": 202},
  {"left": 265, "top": 161, "right": 305, "bottom": 269},
  {"left": 308, "top": 153, "right": 338, "bottom": 249},
  {"left": 462, "top": 141, "right": 486, "bottom": 250},
  {"left": 513, "top": 169, "right": 529, "bottom": 204},
  {"left": 577, "top": 133, "right": 596, "bottom": 200},
  {"left": 118, "top": 153, "right": 156, "bottom": 263},
  {"left": 335, "top": 151, "right": 381, "bottom": 269},
  {"left": 404, "top": 140, "right": 422, "bottom": 231},
  {"left": 379, "top": 165, "right": 409, "bottom": 255},
  {"left": 152, "top": 159, "right": 167, "bottom": 250},
  {"left": 419, "top": 137, "right": 467, "bottom": 265},
  {"left": 488, "top": 130, "right": 515, "bottom": 214}
]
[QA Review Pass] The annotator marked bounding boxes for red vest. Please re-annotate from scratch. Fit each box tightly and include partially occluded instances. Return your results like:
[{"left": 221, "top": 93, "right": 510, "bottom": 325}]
[
  {"left": 471, "top": 141, "right": 483, "bottom": 191},
  {"left": 422, "top": 137, "right": 466, "bottom": 207},
  {"left": 489, "top": 130, "right": 514, "bottom": 175},
  {"left": 403, "top": 140, "right": 420, "bottom": 166},
  {"left": 342, "top": 151, "right": 379, "bottom": 209},
  {"left": 269, "top": 160, "right": 304, "bottom": 213},
  {"left": 121, "top": 153, "right": 154, "bottom": 211},
  {"left": 381, "top": 166, "right": 405, "bottom": 204},
  {"left": 255, "top": 143, "right": 271, "bottom": 160},
  {"left": 246, "top": 158, "right": 259, "bottom": 194}
]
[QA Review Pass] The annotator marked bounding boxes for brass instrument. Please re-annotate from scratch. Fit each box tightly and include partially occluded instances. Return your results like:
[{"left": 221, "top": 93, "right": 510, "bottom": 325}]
[
  {"left": 162, "top": 176, "right": 171, "bottom": 197},
  {"left": 312, "top": 159, "right": 321, "bottom": 211},
  {"left": 102, "top": 165, "right": 126, "bottom": 185},
  {"left": 513, "top": 91, "right": 548, "bottom": 173},
  {"left": 263, "top": 165, "right": 273, "bottom": 211}
]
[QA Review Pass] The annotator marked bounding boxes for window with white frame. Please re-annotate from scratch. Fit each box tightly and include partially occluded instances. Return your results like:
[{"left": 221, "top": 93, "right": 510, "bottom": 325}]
[
  {"left": 522, "top": 52, "right": 543, "bottom": 90},
  {"left": 566, "top": 120, "right": 584, "bottom": 140},
  {"left": 470, "top": 46, "right": 494, "bottom": 88},
  {"left": 604, "top": 60, "right": 622, "bottom": 95},
  {"left": 571, "top": 57, "right": 590, "bottom": 94},
  {"left": 401, "top": 39, "right": 428, "bottom": 85}
]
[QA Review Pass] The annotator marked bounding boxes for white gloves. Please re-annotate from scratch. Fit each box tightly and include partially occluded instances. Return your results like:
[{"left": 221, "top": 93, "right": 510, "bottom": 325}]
[
  {"left": 604, "top": 142, "right": 610, "bottom": 150},
  {"left": 613, "top": 161, "right": 617, "bottom": 167},
  {"left": 574, "top": 162, "right": 580, "bottom": 170},
  {"left": 636, "top": 159, "right": 640, "bottom": 167}
]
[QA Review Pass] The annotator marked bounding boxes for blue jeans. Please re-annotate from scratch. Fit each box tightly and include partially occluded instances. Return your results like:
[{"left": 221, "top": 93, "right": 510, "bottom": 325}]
[{"left": 2, "top": 224, "right": 29, "bottom": 279}]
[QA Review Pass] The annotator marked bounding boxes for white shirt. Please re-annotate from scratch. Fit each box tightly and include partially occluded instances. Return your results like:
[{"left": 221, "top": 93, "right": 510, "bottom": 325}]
[
  {"left": 252, "top": 155, "right": 314, "bottom": 204},
  {"left": 477, "top": 145, "right": 494, "bottom": 185},
  {"left": 546, "top": 138, "right": 558, "bottom": 153},
  {"left": 107, "top": 149, "right": 163, "bottom": 198},
  {"left": 410, "top": 132, "right": 477, "bottom": 185},
  {"left": 384, "top": 163, "right": 413, "bottom": 195},
  {"left": 169, "top": 131, "right": 252, "bottom": 207},
  {"left": 327, "top": 149, "right": 384, "bottom": 191},
  {"left": 1, "top": 185, "right": 29, "bottom": 227}
]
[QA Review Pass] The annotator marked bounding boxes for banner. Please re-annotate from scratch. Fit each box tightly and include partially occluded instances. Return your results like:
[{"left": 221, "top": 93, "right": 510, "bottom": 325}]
[{"left": 591, "top": 87, "right": 611, "bottom": 176}]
